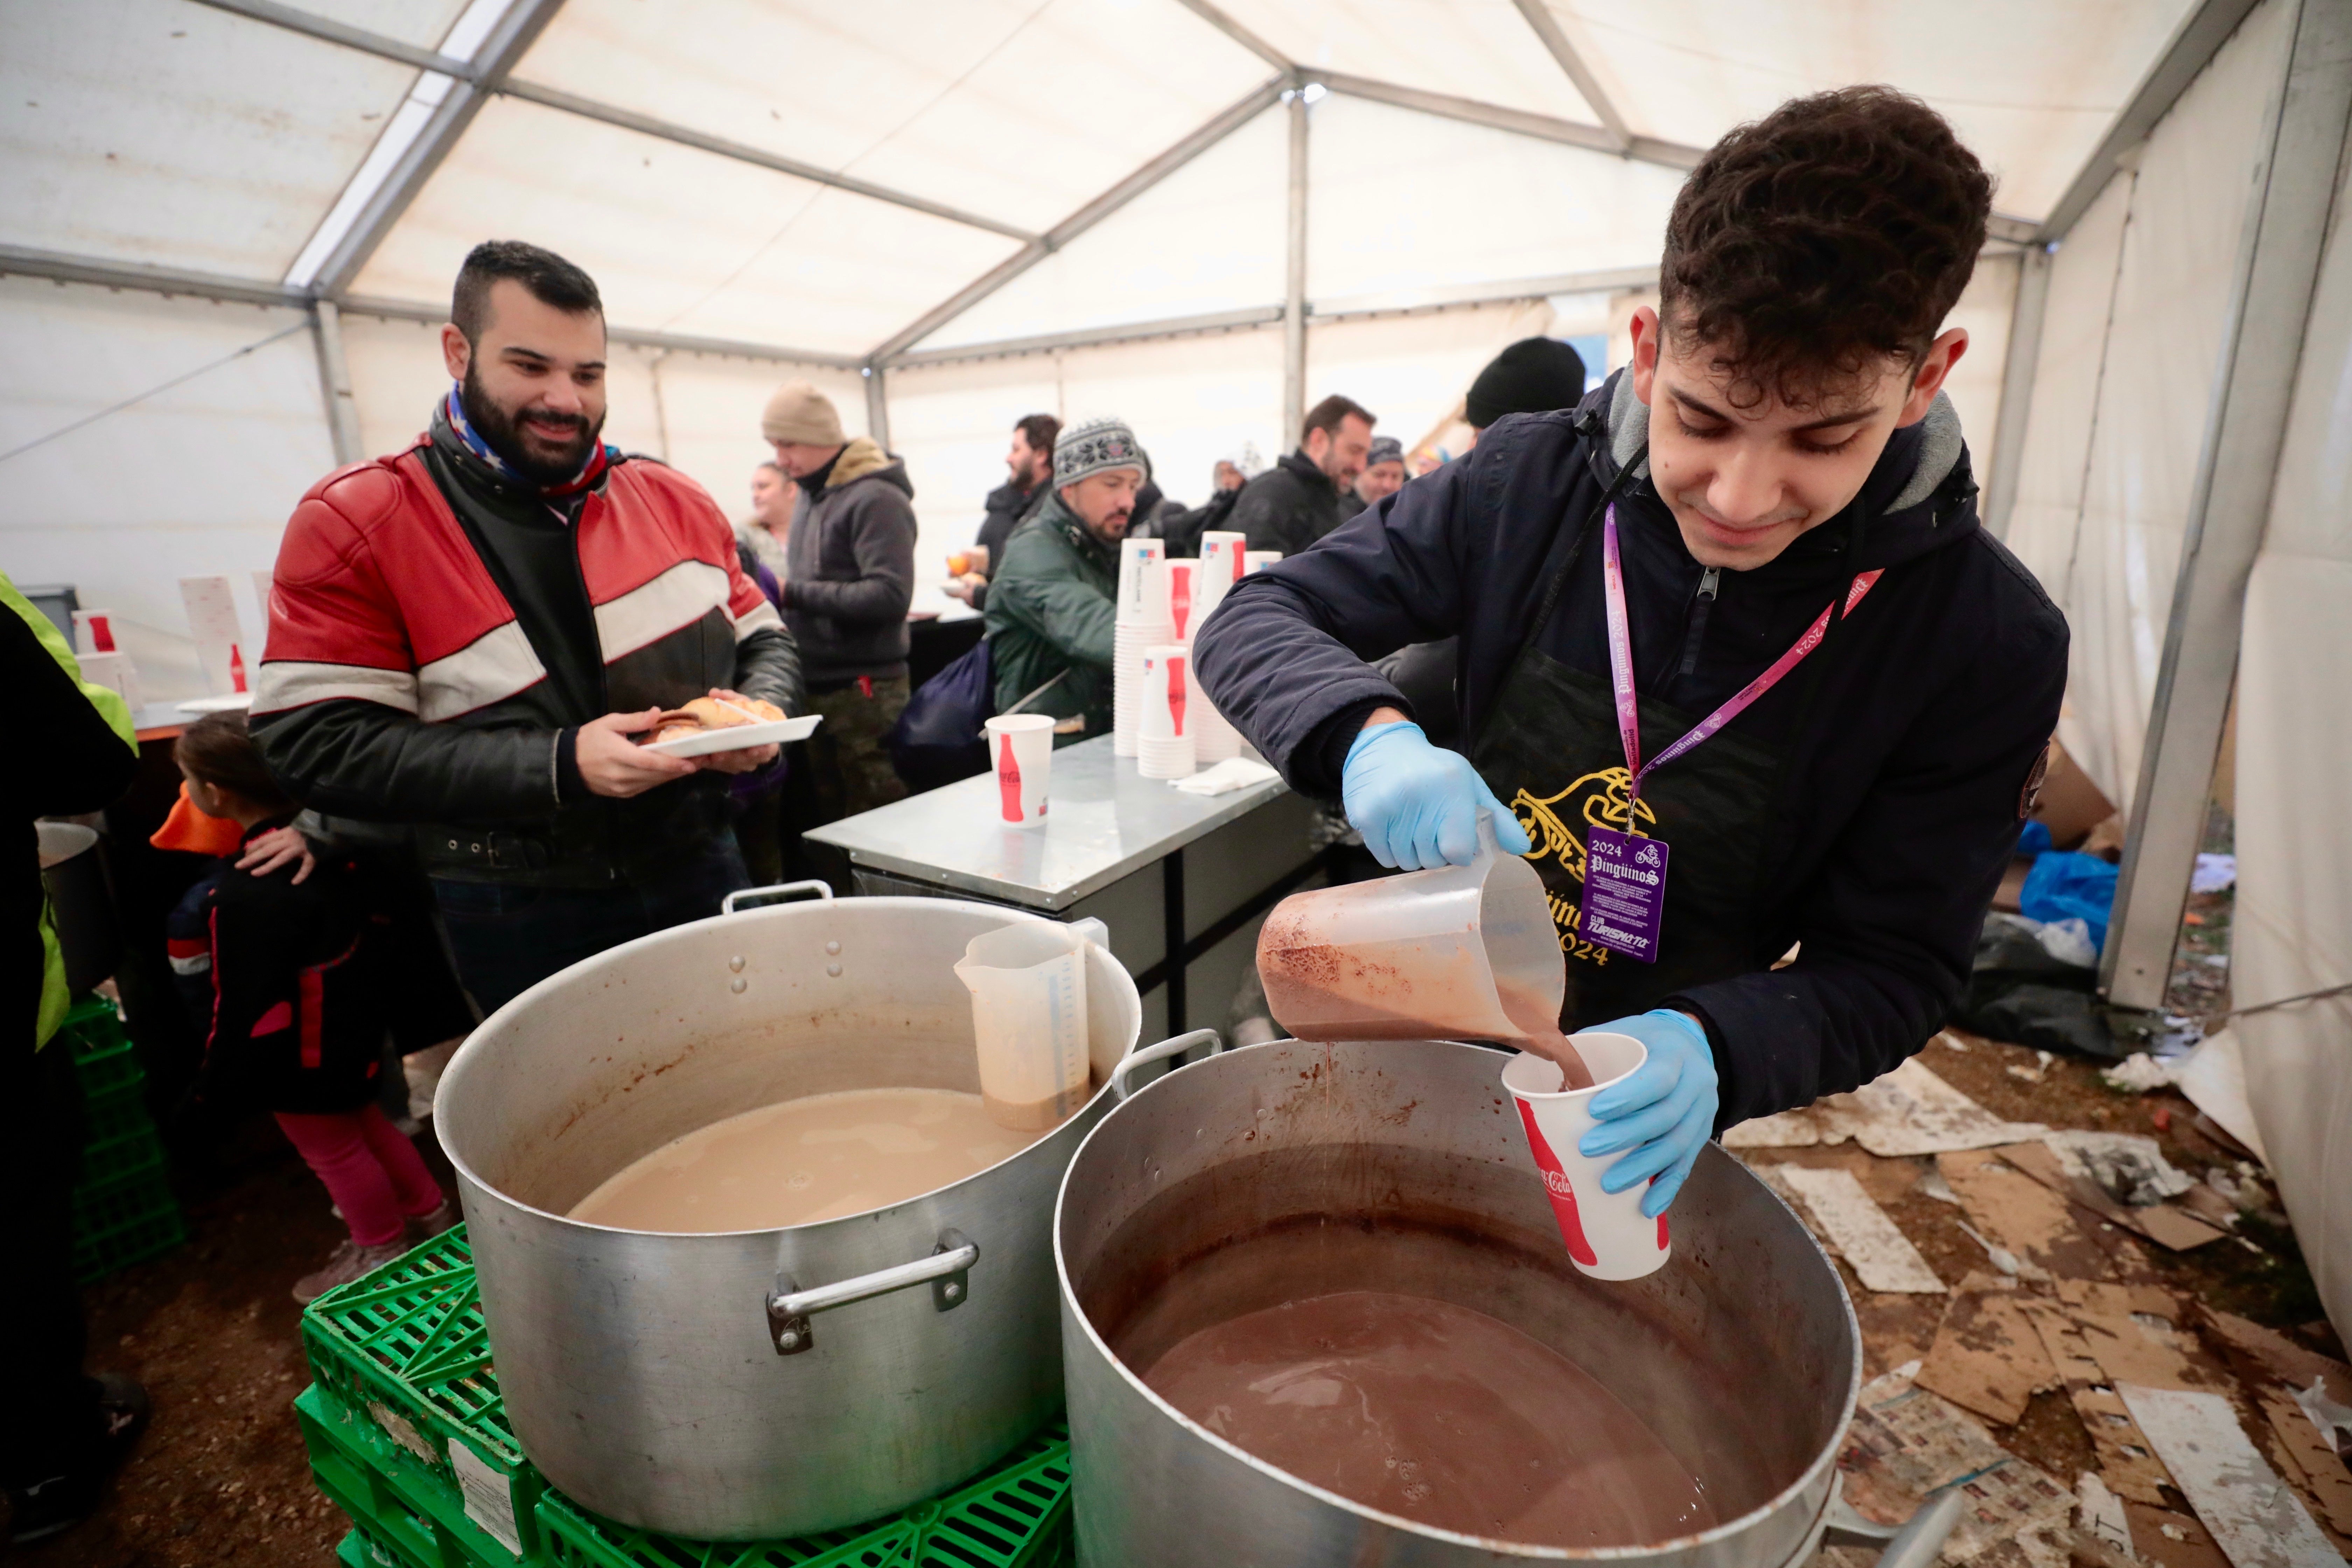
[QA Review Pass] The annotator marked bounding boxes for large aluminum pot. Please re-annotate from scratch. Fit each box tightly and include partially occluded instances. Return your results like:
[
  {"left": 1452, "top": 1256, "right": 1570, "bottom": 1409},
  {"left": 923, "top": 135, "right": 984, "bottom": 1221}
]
[
  {"left": 1056, "top": 1037, "right": 1881, "bottom": 1567},
  {"left": 39, "top": 821, "right": 121, "bottom": 994},
  {"left": 437, "top": 886, "right": 1176, "bottom": 1540}
]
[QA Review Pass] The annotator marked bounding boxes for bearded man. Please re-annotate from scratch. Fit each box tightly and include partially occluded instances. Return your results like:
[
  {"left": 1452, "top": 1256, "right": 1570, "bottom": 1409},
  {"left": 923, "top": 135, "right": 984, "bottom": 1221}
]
[
  {"left": 983, "top": 416, "right": 1149, "bottom": 746},
  {"left": 252, "top": 240, "right": 803, "bottom": 1014}
]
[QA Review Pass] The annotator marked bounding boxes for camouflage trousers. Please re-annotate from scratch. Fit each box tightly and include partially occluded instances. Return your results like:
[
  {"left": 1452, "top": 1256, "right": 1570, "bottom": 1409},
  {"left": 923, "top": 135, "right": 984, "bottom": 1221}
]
[{"left": 804, "top": 674, "right": 911, "bottom": 821}]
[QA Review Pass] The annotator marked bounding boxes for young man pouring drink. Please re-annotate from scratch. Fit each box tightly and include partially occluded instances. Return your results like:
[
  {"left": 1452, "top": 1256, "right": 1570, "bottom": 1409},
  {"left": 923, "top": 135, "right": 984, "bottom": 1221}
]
[{"left": 1194, "top": 88, "right": 2066, "bottom": 1220}]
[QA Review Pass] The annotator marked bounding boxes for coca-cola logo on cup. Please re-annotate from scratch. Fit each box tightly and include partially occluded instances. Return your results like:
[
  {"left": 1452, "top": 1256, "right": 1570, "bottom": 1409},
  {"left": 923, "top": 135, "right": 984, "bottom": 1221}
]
[{"left": 1541, "top": 1168, "right": 1574, "bottom": 1198}]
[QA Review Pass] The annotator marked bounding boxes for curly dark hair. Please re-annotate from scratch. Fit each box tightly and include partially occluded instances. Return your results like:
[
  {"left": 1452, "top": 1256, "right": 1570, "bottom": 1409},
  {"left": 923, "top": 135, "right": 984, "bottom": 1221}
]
[{"left": 1659, "top": 86, "right": 1992, "bottom": 409}]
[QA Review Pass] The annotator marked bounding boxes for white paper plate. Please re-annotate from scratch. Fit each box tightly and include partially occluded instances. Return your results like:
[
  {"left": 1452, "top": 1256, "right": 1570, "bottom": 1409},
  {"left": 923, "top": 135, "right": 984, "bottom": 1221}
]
[
  {"left": 639, "top": 712, "right": 821, "bottom": 757},
  {"left": 176, "top": 693, "right": 254, "bottom": 714}
]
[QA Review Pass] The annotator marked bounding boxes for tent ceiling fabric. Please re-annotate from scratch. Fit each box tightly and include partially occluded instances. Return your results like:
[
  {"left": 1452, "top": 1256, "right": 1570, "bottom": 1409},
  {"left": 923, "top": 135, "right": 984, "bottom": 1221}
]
[
  {"left": 0, "top": 0, "right": 432, "bottom": 277},
  {"left": 351, "top": 94, "right": 1026, "bottom": 358},
  {"left": 0, "top": 0, "right": 2214, "bottom": 358},
  {"left": 1214, "top": 0, "right": 1599, "bottom": 122},
  {"left": 511, "top": 0, "right": 1271, "bottom": 237},
  {"left": 1538, "top": 0, "right": 2202, "bottom": 223}
]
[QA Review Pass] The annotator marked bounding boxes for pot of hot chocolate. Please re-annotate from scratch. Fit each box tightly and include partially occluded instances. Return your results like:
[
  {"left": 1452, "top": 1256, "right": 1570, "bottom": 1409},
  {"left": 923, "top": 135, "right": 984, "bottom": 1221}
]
[
  {"left": 1056, "top": 1036, "right": 1961, "bottom": 1567},
  {"left": 436, "top": 886, "right": 1193, "bottom": 1541}
]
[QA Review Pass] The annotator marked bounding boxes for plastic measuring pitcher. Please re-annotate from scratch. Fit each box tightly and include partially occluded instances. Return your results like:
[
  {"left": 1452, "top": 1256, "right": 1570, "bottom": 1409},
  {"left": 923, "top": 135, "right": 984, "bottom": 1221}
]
[
  {"left": 1256, "top": 815, "right": 1563, "bottom": 1043},
  {"left": 954, "top": 922, "right": 1093, "bottom": 1130}
]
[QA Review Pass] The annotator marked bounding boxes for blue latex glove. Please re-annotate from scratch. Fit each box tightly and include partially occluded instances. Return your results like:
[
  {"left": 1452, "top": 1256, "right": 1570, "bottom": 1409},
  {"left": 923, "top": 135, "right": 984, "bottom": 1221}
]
[
  {"left": 1342, "top": 720, "right": 1532, "bottom": 870},
  {"left": 1577, "top": 1009, "right": 1719, "bottom": 1217}
]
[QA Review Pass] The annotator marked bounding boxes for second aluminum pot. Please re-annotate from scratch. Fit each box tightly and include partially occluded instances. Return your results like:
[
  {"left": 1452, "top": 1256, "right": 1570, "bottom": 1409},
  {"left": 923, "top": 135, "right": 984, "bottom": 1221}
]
[
  {"left": 437, "top": 886, "right": 1192, "bottom": 1540},
  {"left": 1057, "top": 1037, "right": 1962, "bottom": 1566}
]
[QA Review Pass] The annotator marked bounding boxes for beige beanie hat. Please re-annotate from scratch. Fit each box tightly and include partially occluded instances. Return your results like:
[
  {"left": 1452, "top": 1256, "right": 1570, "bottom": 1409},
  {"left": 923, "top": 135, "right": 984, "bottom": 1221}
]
[{"left": 761, "top": 380, "right": 845, "bottom": 446}]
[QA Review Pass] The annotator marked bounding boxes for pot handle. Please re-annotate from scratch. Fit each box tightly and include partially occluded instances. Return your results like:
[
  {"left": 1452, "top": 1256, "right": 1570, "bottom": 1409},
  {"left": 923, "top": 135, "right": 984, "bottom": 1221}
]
[
  {"left": 722, "top": 880, "right": 835, "bottom": 916},
  {"left": 765, "top": 1228, "right": 976, "bottom": 1357},
  {"left": 1111, "top": 1028, "right": 1225, "bottom": 1104},
  {"left": 1825, "top": 1483, "right": 1966, "bottom": 1568}
]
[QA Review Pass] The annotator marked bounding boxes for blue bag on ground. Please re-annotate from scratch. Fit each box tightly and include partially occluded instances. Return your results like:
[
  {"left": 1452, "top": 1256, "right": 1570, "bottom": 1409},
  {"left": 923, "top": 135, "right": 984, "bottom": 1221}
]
[
  {"left": 886, "top": 637, "right": 993, "bottom": 793},
  {"left": 2019, "top": 850, "right": 2120, "bottom": 953}
]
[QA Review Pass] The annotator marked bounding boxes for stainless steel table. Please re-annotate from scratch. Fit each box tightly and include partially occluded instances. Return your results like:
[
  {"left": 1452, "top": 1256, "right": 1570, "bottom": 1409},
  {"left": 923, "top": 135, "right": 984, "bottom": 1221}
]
[{"left": 805, "top": 736, "right": 1325, "bottom": 1040}]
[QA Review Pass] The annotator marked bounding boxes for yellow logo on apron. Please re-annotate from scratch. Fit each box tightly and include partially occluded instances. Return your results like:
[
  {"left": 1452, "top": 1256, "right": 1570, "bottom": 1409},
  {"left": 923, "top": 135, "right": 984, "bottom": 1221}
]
[{"left": 1508, "top": 767, "right": 1658, "bottom": 965}]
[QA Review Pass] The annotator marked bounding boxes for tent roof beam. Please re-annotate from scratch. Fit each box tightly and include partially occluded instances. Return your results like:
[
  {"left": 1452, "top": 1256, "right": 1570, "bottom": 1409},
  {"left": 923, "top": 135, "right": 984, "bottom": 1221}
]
[
  {"left": 2036, "top": 0, "right": 2267, "bottom": 242},
  {"left": 1508, "top": 0, "right": 1631, "bottom": 151},
  {"left": 183, "top": 0, "right": 1034, "bottom": 243}
]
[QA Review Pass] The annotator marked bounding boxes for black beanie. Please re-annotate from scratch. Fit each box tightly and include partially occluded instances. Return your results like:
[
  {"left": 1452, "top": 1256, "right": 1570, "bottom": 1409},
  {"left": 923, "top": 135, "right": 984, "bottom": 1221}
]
[{"left": 1464, "top": 337, "right": 1589, "bottom": 429}]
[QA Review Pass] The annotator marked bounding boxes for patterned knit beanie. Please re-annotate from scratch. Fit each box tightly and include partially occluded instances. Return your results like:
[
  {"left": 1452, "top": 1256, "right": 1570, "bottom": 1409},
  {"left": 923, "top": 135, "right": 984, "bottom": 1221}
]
[
  {"left": 1053, "top": 416, "right": 1148, "bottom": 488},
  {"left": 1365, "top": 435, "right": 1405, "bottom": 469}
]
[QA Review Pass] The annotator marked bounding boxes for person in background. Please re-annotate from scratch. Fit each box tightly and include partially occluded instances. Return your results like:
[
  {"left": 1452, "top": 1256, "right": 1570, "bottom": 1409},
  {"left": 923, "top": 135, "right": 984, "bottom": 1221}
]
[
  {"left": 984, "top": 417, "right": 1145, "bottom": 746},
  {"left": 1212, "top": 458, "right": 1246, "bottom": 493},
  {"left": 4, "top": 571, "right": 148, "bottom": 1544},
  {"left": 950, "top": 413, "right": 1059, "bottom": 612},
  {"left": 1232, "top": 394, "right": 1376, "bottom": 557},
  {"left": 762, "top": 380, "right": 917, "bottom": 823},
  {"left": 1376, "top": 337, "right": 1592, "bottom": 750},
  {"left": 1339, "top": 435, "right": 1408, "bottom": 521},
  {"left": 169, "top": 714, "right": 458, "bottom": 1303},
  {"left": 738, "top": 460, "right": 794, "bottom": 592},
  {"left": 1464, "top": 337, "right": 1588, "bottom": 448},
  {"left": 253, "top": 240, "right": 801, "bottom": 1016}
]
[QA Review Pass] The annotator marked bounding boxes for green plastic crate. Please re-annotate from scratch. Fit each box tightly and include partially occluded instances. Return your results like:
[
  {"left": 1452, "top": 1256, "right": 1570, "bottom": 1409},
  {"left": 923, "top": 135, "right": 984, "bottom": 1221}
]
[
  {"left": 59, "top": 998, "right": 146, "bottom": 1099},
  {"left": 68, "top": 1154, "right": 184, "bottom": 1284},
  {"left": 343, "top": 1520, "right": 433, "bottom": 1568},
  {"left": 534, "top": 1421, "right": 1073, "bottom": 1568},
  {"left": 302, "top": 1229, "right": 542, "bottom": 1562},
  {"left": 58, "top": 996, "right": 185, "bottom": 1283},
  {"left": 301, "top": 1384, "right": 525, "bottom": 1568},
  {"left": 80, "top": 1078, "right": 156, "bottom": 1147}
]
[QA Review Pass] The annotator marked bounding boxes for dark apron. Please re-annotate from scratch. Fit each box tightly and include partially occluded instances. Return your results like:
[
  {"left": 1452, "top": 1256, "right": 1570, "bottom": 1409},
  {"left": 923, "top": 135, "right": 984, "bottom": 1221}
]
[{"left": 1470, "top": 492, "right": 1799, "bottom": 1030}]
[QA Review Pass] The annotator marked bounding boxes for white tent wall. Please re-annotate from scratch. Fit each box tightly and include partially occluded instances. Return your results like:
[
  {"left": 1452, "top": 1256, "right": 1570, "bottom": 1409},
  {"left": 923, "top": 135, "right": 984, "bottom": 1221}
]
[
  {"left": 2234, "top": 130, "right": 2352, "bottom": 1347},
  {"left": 2007, "top": 0, "right": 2295, "bottom": 812},
  {"left": 2004, "top": 174, "right": 2133, "bottom": 779},
  {"left": 1939, "top": 253, "right": 2017, "bottom": 487},
  {"left": 883, "top": 355, "right": 1065, "bottom": 590},
  {"left": 0, "top": 278, "right": 334, "bottom": 701}
]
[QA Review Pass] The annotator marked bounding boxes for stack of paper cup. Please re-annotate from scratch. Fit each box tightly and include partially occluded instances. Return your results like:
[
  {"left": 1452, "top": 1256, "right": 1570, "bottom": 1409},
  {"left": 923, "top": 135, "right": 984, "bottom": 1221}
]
[
  {"left": 1136, "top": 644, "right": 1196, "bottom": 778},
  {"left": 1193, "top": 692, "right": 1242, "bottom": 764},
  {"left": 1244, "top": 551, "right": 1283, "bottom": 575},
  {"left": 1164, "top": 558, "right": 1201, "bottom": 644},
  {"left": 1113, "top": 539, "right": 1170, "bottom": 757},
  {"left": 1196, "top": 531, "right": 1247, "bottom": 622}
]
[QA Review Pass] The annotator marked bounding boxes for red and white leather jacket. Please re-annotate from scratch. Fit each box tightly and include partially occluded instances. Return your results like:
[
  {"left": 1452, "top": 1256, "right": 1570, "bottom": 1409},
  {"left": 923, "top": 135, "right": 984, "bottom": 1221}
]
[{"left": 251, "top": 433, "right": 802, "bottom": 887}]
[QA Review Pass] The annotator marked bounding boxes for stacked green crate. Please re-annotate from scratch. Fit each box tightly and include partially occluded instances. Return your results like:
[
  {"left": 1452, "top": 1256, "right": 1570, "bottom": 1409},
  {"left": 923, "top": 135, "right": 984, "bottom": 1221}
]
[
  {"left": 300, "top": 1226, "right": 1074, "bottom": 1568},
  {"left": 58, "top": 995, "right": 185, "bottom": 1282}
]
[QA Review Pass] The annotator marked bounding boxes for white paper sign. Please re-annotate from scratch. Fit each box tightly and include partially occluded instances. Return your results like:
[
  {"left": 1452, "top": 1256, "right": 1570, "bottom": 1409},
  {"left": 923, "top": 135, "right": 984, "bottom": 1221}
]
[{"left": 180, "top": 575, "right": 247, "bottom": 695}]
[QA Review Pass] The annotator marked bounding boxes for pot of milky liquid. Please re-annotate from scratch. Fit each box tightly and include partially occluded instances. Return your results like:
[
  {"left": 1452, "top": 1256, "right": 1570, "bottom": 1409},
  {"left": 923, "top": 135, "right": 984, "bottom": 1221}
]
[
  {"left": 435, "top": 887, "right": 1170, "bottom": 1540},
  {"left": 1056, "top": 1036, "right": 1862, "bottom": 1566}
]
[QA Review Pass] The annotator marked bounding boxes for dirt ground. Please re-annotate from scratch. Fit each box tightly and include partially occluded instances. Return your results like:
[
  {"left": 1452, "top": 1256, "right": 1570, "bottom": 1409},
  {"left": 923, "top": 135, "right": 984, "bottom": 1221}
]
[{"left": 8, "top": 1118, "right": 461, "bottom": 1568}]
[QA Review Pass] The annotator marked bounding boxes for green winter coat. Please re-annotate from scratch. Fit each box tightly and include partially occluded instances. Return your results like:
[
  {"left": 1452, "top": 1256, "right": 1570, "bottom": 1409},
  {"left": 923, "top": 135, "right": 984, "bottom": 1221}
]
[{"left": 984, "top": 493, "right": 1117, "bottom": 746}]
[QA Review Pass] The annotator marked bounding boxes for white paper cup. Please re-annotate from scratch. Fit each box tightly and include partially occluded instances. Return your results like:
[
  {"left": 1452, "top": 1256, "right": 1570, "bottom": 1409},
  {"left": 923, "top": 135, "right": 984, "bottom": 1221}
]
[
  {"left": 1164, "top": 559, "right": 1200, "bottom": 642},
  {"left": 1244, "top": 551, "right": 1282, "bottom": 574},
  {"left": 1139, "top": 644, "right": 1191, "bottom": 741},
  {"left": 72, "top": 609, "right": 117, "bottom": 655},
  {"left": 1501, "top": 1032, "right": 1671, "bottom": 1281},
  {"left": 983, "top": 714, "right": 1056, "bottom": 828},
  {"left": 1194, "top": 692, "right": 1241, "bottom": 764},
  {"left": 1118, "top": 540, "right": 1167, "bottom": 621},
  {"left": 1113, "top": 618, "right": 1175, "bottom": 756}
]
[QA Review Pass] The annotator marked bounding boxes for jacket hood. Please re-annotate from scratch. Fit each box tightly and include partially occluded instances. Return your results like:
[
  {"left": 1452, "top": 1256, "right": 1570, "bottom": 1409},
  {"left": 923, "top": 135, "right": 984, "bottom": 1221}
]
[
  {"left": 1033, "top": 489, "right": 1122, "bottom": 568},
  {"left": 826, "top": 435, "right": 914, "bottom": 498},
  {"left": 1590, "top": 368, "right": 1976, "bottom": 576}
]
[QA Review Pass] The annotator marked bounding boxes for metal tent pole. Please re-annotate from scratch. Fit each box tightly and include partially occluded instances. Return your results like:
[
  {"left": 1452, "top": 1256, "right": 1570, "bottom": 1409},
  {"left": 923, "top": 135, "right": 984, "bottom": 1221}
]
[
  {"left": 310, "top": 300, "right": 364, "bottom": 465},
  {"left": 1283, "top": 86, "right": 1310, "bottom": 442},
  {"left": 1982, "top": 245, "right": 2052, "bottom": 541},
  {"left": 2101, "top": 0, "right": 2352, "bottom": 1009}
]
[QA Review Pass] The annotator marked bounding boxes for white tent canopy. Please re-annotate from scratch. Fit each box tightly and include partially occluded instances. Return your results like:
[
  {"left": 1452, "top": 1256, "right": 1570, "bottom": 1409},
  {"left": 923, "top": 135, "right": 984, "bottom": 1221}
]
[{"left": 4, "top": 0, "right": 2347, "bottom": 1336}]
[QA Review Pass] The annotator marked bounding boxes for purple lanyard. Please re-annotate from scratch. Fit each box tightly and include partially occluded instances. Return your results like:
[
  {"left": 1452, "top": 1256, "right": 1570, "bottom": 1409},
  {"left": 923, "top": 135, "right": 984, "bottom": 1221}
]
[{"left": 1602, "top": 504, "right": 1882, "bottom": 817}]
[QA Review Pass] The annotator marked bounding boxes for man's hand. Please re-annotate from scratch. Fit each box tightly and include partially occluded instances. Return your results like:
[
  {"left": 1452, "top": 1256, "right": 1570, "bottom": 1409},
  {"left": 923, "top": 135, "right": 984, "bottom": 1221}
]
[
  {"left": 1342, "top": 710, "right": 1532, "bottom": 870},
  {"left": 691, "top": 688, "right": 782, "bottom": 775},
  {"left": 942, "top": 572, "right": 988, "bottom": 603},
  {"left": 576, "top": 709, "right": 698, "bottom": 798},
  {"left": 236, "top": 825, "right": 315, "bottom": 884}
]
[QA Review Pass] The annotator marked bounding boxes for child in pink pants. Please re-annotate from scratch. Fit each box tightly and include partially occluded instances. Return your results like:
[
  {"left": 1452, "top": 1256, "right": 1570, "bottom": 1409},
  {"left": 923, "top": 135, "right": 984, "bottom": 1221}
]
[{"left": 174, "top": 713, "right": 455, "bottom": 1302}]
